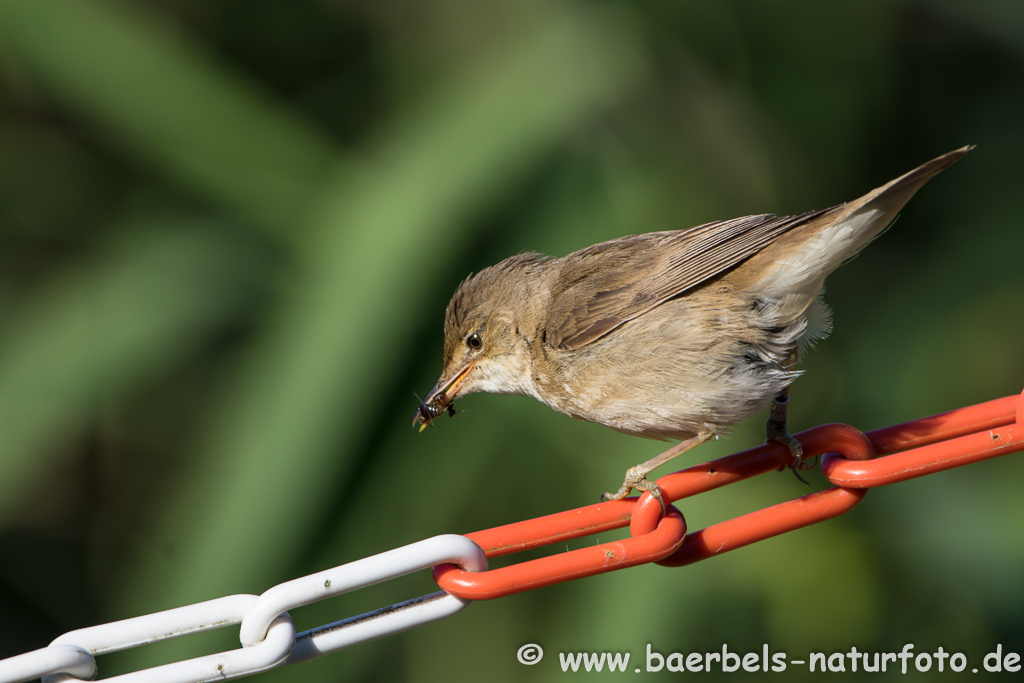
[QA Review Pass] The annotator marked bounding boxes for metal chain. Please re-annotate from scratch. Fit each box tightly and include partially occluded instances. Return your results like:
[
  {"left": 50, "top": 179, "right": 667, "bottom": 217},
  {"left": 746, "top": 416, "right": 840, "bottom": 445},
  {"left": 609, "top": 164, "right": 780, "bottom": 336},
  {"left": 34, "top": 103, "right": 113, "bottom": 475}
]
[
  {"left": 0, "top": 536, "right": 486, "bottom": 683},
  {"left": 1, "top": 390, "right": 1021, "bottom": 683}
]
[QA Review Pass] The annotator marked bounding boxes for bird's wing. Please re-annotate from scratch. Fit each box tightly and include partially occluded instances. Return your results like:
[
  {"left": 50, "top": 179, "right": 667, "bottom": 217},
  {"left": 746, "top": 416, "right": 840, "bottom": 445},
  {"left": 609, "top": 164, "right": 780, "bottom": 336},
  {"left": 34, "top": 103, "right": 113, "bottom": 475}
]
[{"left": 545, "top": 208, "right": 835, "bottom": 350}]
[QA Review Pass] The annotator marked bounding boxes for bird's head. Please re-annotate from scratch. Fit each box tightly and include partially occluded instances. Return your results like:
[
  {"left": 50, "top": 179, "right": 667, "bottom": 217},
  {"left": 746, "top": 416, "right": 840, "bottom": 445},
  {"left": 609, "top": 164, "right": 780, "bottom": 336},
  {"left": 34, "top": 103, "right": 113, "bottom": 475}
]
[{"left": 413, "top": 252, "right": 552, "bottom": 431}]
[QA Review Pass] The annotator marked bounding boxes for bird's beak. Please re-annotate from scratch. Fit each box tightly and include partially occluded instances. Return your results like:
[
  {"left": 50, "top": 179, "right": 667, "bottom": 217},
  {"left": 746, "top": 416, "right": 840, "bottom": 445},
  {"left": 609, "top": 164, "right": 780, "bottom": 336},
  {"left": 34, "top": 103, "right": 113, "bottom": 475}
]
[{"left": 412, "top": 360, "right": 476, "bottom": 431}]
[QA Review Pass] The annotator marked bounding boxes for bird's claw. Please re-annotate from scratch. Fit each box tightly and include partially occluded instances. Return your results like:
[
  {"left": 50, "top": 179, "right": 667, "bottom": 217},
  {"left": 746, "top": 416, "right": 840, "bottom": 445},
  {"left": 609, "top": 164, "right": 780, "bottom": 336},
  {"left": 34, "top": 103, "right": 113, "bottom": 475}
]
[
  {"left": 766, "top": 420, "right": 817, "bottom": 483},
  {"left": 601, "top": 465, "right": 666, "bottom": 515}
]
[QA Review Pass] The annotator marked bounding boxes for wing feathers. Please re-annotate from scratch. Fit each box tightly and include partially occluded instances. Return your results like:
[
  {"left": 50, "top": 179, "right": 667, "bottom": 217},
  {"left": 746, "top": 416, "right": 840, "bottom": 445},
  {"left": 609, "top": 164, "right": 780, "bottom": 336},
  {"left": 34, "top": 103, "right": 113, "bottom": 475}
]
[
  {"left": 546, "top": 147, "right": 971, "bottom": 351},
  {"left": 548, "top": 208, "right": 833, "bottom": 349}
]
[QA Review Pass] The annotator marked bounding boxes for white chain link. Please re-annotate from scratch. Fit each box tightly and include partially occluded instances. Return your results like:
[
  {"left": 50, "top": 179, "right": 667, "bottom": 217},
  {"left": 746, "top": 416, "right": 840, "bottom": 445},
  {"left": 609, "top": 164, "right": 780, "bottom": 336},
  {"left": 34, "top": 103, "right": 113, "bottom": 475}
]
[
  {"left": 0, "top": 534, "right": 487, "bottom": 683},
  {"left": 0, "top": 646, "right": 95, "bottom": 683}
]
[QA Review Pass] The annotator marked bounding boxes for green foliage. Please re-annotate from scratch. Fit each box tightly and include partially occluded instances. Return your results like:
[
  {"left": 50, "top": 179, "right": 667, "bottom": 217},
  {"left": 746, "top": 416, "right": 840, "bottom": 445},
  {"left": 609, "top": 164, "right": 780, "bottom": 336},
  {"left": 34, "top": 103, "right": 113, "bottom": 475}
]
[{"left": 0, "top": 1, "right": 1021, "bottom": 681}]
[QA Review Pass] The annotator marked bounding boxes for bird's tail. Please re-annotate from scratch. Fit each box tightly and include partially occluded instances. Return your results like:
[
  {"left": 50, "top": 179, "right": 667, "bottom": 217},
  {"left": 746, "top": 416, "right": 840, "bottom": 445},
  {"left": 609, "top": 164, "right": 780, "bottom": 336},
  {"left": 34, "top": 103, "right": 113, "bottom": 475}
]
[{"left": 750, "top": 146, "right": 972, "bottom": 325}]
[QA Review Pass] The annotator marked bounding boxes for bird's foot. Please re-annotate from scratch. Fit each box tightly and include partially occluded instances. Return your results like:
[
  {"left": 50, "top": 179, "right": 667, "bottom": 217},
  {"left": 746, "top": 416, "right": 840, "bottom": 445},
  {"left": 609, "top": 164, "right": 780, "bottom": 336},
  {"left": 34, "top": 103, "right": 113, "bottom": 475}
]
[
  {"left": 766, "top": 420, "right": 818, "bottom": 485},
  {"left": 601, "top": 465, "right": 665, "bottom": 514},
  {"left": 600, "top": 431, "right": 713, "bottom": 512},
  {"left": 765, "top": 394, "right": 817, "bottom": 483}
]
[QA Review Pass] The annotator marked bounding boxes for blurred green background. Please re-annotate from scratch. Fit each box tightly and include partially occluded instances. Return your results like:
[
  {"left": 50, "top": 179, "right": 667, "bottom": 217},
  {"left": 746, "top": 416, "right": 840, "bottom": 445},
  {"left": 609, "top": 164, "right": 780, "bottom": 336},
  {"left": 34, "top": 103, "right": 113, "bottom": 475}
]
[{"left": 0, "top": 0, "right": 1022, "bottom": 681}]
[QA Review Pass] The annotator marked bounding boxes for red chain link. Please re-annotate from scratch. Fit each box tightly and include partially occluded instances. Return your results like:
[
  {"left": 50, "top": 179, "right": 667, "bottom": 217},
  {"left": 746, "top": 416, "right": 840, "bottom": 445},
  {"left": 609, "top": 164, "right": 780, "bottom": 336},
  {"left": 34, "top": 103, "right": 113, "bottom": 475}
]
[{"left": 433, "top": 389, "right": 1024, "bottom": 598}]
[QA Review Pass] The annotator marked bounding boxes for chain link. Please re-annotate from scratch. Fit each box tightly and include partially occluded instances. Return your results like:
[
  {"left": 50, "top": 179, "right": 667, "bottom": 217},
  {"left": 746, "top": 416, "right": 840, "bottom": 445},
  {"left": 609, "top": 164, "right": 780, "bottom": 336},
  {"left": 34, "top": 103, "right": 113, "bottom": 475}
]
[
  {"left": 0, "top": 647, "right": 94, "bottom": 683},
  {"left": 45, "top": 594, "right": 294, "bottom": 683},
  {"left": 0, "top": 536, "right": 486, "bottom": 683},
  {"left": 1, "top": 390, "right": 1020, "bottom": 683}
]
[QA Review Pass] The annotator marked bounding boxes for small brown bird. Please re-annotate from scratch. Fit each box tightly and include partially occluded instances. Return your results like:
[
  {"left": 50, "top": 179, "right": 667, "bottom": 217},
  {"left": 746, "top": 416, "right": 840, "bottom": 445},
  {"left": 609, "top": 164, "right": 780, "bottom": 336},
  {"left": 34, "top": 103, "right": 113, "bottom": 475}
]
[{"left": 414, "top": 147, "right": 971, "bottom": 502}]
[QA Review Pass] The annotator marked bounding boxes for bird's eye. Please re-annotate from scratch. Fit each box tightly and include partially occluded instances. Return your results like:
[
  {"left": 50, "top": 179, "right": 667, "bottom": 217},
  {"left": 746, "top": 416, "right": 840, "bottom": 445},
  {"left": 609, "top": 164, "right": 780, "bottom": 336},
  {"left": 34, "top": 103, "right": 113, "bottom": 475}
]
[{"left": 466, "top": 332, "right": 482, "bottom": 350}]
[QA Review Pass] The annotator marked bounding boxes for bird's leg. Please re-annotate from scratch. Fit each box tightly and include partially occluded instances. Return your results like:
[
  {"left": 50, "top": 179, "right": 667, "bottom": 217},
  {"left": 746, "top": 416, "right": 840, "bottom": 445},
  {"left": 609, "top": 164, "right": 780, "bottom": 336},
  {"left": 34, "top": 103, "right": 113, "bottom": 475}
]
[
  {"left": 601, "top": 429, "right": 714, "bottom": 506},
  {"left": 765, "top": 347, "right": 816, "bottom": 474}
]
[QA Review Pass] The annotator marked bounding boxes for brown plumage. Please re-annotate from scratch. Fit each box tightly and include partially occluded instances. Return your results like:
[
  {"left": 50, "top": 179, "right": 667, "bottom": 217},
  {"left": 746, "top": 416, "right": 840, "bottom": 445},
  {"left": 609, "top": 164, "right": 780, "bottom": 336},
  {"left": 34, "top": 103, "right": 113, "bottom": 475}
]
[{"left": 415, "top": 147, "right": 971, "bottom": 500}]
